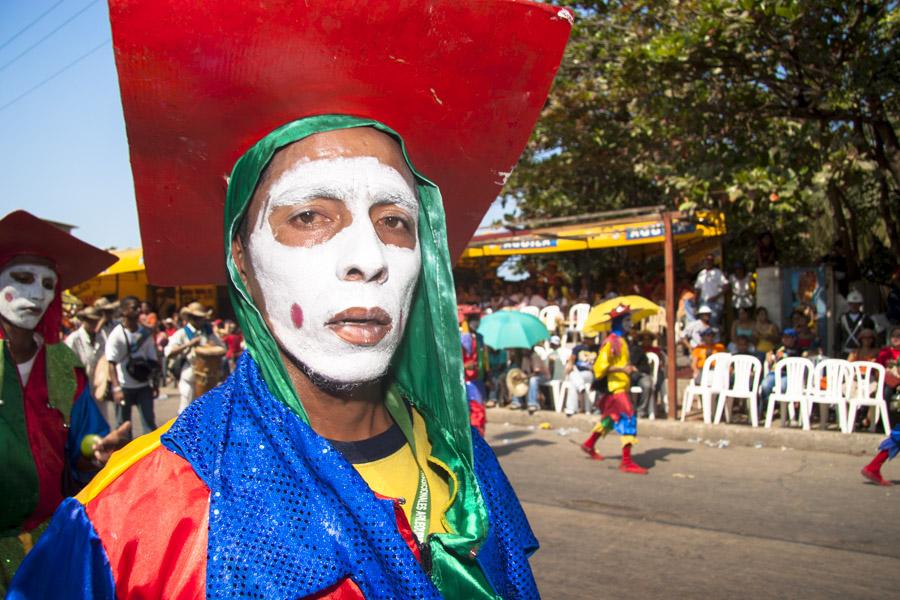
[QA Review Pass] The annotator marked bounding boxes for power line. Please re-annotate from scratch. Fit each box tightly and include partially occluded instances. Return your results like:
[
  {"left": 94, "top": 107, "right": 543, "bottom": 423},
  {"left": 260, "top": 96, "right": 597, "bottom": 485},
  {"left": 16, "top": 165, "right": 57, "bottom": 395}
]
[
  {"left": 0, "top": 0, "right": 102, "bottom": 74},
  {"left": 0, "top": 0, "right": 66, "bottom": 53},
  {"left": 0, "top": 37, "right": 110, "bottom": 113}
]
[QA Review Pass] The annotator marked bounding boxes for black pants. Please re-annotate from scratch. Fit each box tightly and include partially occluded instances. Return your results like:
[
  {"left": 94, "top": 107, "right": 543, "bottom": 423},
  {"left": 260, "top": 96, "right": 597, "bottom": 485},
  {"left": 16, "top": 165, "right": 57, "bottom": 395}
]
[{"left": 116, "top": 385, "right": 156, "bottom": 436}]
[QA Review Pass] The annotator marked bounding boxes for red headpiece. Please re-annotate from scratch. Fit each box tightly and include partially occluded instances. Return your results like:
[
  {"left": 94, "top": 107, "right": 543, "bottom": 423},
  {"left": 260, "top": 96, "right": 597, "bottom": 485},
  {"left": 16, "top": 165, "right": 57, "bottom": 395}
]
[
  {"left": 608, "top": 304, "right": 632, "bottom": 320},
  {"left": 109, "top": 0, "right": 573, "bottom": 285}
]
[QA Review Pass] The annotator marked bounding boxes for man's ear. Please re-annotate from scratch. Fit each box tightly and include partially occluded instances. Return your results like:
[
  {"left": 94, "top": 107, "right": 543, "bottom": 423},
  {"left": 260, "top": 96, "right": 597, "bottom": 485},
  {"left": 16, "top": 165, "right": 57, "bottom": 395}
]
[{"left": 231, "top": 236, "right": 251, "bottom": 289}]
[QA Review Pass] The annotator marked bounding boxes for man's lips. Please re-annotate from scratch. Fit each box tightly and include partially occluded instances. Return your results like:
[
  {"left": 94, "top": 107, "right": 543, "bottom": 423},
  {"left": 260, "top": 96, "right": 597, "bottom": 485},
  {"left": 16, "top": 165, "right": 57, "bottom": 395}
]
[{"left": 325, "top": 307, "right": 393, "bottom": 346}]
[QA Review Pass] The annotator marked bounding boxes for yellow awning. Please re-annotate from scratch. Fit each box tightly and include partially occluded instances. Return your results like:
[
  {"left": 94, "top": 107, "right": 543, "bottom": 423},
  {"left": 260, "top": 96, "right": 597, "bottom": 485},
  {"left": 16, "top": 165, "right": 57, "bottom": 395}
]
[
  {"left": 98, "top": 248, "right": 145, "bottom": 276},
  {"left": 462, "top": 210, "right": 725, "bottom": 258}
]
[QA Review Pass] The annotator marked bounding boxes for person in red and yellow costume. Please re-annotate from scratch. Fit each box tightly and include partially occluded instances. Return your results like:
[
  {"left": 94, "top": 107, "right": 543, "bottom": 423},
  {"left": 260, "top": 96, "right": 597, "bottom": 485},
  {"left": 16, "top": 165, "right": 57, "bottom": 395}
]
[
  {"left": 10, "top": 1, "right": 571, "bottom": 598},
  {"left": 0, "top": 210, "right": 130, "bottom": 593},
  {"left": 579, "top": 304, "right": 649, "bottom": 474}
]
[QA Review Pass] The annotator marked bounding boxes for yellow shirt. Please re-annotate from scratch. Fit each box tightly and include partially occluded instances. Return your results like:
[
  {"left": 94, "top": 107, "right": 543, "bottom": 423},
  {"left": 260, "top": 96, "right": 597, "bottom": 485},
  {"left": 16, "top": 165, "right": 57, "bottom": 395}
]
[
  {"left": 593, "top": 335, "right": 631, "bottom": 393},
  {"left": 351, "top": 409, "right": 452, "bottom": 536}
]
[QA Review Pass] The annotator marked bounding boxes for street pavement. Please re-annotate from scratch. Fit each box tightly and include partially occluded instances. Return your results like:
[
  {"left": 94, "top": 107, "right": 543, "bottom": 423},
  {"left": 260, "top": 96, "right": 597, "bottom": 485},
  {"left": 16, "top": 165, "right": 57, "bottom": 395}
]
[
  {"left": 141, "top": 388, "right": 899, "bottom": 599},
  {"left": 486, "top": 419, "right": 900, "bottom": 599}
]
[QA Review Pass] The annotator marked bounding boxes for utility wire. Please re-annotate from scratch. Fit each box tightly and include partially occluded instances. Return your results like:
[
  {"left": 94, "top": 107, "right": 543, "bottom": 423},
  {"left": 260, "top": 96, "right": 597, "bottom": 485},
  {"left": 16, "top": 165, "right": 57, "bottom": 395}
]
[
  {"left": 0, "top": 0, "right": 66, "bottom": 53},
  {"left": 0, "top": 37, "right": 110, "bottom": 113},
  {"left": 0, "top": 0, "right": 102, "bottom": 74}
]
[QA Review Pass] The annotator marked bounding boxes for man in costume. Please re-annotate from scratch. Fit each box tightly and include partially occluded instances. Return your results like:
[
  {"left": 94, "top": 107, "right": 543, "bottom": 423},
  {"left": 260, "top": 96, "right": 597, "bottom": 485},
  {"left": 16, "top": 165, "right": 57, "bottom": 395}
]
[
  {"left": 579, "top": 304, "right": 649, "bottom": 474},
  {"left": 10, "top": 2, "right": 570, "bottom": 598},
  {"left": 0, "top": 210, "right": 128, "bottom": 592}
]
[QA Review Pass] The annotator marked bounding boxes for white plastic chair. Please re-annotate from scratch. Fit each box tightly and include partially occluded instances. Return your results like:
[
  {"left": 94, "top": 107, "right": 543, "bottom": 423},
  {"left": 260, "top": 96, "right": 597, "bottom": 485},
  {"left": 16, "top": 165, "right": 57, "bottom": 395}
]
[
  {"left": 519, "top": 305, "right": 540, "bottom": 318},
  {"left": 682, "top": 352, "right": 732, "bottom": 424},
  {"left": 713, "top": 354, "right": 762, "bottom": 426},
  {"left": 539, "top": 305, "right": 563, "bottom": 335},
  {"left": 765, "top": 357, "right": 814, "bottom": 429},
  {"left": 565, "top": 303, "right": 591, "bottom": 343},
  {"left": 805, "top": 359, "right": 853, "bottom": 432},
  {"left": 555, "top": 380, "right": 596, "bottom": 414},
  {"left": 847, "top": 361, "right": 891, "bottom": 434}
]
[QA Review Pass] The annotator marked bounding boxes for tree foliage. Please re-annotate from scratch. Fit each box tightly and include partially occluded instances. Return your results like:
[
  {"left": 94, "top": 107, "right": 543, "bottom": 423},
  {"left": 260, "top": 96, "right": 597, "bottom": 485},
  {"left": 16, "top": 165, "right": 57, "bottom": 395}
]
[{"left": 506, "top": 0, "right": 900, "bottom": 277}]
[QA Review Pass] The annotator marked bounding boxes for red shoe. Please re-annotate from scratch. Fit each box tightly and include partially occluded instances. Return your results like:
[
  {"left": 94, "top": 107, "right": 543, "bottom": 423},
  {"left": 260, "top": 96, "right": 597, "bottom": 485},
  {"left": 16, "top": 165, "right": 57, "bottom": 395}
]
[
  {"left": 580, "top": 443, "right": 604, "bottom": 461},
  {"left": 619, "top": 461, "right": 649, "bottom": 475},
  {"left": 861, "top": 466, "right": 891, "bottom": 486}
]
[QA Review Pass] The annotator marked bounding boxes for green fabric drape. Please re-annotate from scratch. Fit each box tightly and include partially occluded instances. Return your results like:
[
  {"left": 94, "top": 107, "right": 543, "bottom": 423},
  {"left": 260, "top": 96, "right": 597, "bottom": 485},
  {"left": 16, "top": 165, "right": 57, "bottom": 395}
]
[{"left": 224, "top": 115, "right": 495, "bottom": 597}]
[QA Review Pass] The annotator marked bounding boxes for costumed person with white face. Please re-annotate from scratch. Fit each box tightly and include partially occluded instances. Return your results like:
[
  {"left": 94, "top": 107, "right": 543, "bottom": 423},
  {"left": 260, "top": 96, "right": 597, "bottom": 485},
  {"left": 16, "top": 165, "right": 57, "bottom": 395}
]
[
  {"left": 0, "top": 210, "right": 130, "bottom": 593},
  {"left": 579, "top": 304, "right": 649, "bottom": 475},
  {"left": 10, "top": 1, "right": 571, "bottom": 598}
]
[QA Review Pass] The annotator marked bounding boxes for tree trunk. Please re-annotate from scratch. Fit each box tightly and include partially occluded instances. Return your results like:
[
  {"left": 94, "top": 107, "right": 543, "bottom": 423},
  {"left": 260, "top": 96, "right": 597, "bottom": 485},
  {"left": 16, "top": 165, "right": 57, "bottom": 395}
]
[
  {"left": 826, "top": 181, "right": 861, "bottom": 281},
  {"left": 877, "top": 174, "right": 900, "bottom": 261}
]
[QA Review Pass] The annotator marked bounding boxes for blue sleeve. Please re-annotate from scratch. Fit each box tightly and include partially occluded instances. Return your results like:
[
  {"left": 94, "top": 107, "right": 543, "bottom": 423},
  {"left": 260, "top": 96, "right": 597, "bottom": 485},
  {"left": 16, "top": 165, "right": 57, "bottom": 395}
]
[
  {"left": 7, "top": 498, "right": 116, "bottom": 600},
  {"left": 67, "top": 385, "right": 111, "bottom": 477},
  {"left": 471, "top": 429, "right": 539, "bottom": 600}
]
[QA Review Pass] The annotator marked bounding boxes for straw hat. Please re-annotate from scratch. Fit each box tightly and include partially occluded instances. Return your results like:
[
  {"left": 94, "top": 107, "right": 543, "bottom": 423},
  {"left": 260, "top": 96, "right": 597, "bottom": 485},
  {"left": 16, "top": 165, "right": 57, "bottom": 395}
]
[
  {"left": 93, "top": 297, "right": 120, "bottom": 311},
  {"left": 505, "top": 368, "right": 529, "bottom": 398},
  {"left": 77, "top": 306, "right": 102, "bottom": 321},
  {"left": 180, "top": 301, "right": 212, "bottom": 319}
]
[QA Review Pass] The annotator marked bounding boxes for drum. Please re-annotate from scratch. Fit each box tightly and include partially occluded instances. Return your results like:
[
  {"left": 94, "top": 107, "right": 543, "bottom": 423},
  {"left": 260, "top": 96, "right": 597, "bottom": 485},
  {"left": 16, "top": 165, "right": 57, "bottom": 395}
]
[{"left": 192, "top": 345, "right": 227, "bottom": 397}]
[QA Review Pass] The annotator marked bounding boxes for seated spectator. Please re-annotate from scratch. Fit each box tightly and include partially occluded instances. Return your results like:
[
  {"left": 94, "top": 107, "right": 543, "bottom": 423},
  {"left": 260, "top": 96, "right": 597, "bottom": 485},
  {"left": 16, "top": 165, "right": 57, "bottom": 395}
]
[
  {"left": 519, "top": 284, "right": 548, "bottom": 309},
  {"left": 848, "top": 329, "right": 879, "bottom": 363},
  {"left": 728, "top": 307, "right": 755, "bottom": 353},
  {"left": 752, "top": 306, "right": 780, "bottom": 353},
  {"left": 876, "top": 327, "right": 900, "bottom": 403},
  {"left": 690, "top": 328, "right": 726, "bottom": 383},
  {"left": 509, "top": 347, "right": 550, "bottom": 414},
  {"left": 564, "top": 342, "right": 597, "bottom": 416},
  {"left": 545, "top": 335, "right": 566, "bottom": 381},
  {"left": 789, "top": 309, "right": 819, "bottom": 353},
  {"left": 731, "top": 335, "right": 763, "bottom": 362},
  {"left": 628, "top": 333, "right": 655, "bottom": 418},
  {"left": 759, "top": 328, "right": 802, "bottom": 416},
  {"left": 681, "top": 305, "right": 717, "bottom": 349}
]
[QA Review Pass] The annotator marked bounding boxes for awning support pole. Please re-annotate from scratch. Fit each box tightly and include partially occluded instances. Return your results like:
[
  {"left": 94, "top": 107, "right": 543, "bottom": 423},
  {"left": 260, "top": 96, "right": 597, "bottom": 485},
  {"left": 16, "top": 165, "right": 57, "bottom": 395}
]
[{"left": 663, "top": 211, "right": 678, "bottom": 419}]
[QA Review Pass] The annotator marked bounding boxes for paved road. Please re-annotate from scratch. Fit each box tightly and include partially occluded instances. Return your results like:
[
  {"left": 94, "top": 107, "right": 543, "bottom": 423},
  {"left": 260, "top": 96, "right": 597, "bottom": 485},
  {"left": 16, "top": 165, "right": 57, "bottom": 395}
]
[
  {"left": 142, "top": 389, "right": 898, "bottom": 599},
  {"left": 486, "top": 420, "right": 899, "bottom": 599}
]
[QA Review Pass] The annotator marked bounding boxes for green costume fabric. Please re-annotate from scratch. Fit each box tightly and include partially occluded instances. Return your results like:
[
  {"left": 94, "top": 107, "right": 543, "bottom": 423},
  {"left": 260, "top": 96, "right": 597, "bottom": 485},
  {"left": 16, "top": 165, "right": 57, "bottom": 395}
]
[
  {"left": 224, "top": 115, "right": 495, "bottom": 597},
  {"left": 0, "top": 342, "right": 79, "bottom": 592}
]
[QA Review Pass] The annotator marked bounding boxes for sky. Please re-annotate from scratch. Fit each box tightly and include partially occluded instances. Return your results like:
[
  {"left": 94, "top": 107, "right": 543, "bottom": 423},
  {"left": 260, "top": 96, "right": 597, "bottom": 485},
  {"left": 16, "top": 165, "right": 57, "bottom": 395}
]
[{"left": 0, "top": 0, "right": 511, "bottom": 252}]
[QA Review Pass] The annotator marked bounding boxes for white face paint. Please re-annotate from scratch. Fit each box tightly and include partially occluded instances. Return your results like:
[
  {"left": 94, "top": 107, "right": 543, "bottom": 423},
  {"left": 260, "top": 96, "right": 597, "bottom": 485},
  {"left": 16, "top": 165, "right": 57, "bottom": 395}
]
[
  {"left": 0, "top": 262, "right": 57, "bottom": 330},
  {"left": 247, "top": 156, "right": 421, "bottom": 384}
]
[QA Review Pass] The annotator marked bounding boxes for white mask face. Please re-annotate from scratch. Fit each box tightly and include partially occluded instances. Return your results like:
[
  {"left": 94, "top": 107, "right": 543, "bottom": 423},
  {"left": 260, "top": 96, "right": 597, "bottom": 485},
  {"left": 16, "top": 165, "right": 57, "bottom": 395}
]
[
  {"left": 247, "top": 156, "right": 421, "bottom": 384},
  {"left": 0, "top": 263, "right": 57, "bottom": 330}
]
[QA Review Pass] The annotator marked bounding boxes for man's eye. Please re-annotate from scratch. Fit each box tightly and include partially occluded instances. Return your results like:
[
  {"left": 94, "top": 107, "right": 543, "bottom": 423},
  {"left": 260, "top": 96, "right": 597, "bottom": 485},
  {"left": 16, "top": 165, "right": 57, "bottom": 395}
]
[
  {"left": 11, "top": 273, "right": 34, "bottom": 284},
  {"left": 42, "top": 278, "right": 55, "bottom": 291},
  {"left": 291, "top": 211, "right": 319, "bottom": 225},
  {"left": 382, "top": 215, "right": 410, "bottom": 230}
]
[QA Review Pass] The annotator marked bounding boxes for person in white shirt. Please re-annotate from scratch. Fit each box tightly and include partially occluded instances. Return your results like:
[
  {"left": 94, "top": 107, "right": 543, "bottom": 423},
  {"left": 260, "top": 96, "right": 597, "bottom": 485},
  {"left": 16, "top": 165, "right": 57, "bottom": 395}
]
[
  {"left": 105, "top": 296, "right": 160, "bottom": 436},
  {"left": 728, "top": 261, "right": 754, "bottom": 310},
  {"left": 165, "top": 301, "right": 225, "bottom": 413},
  {"left": 65, "top": 306, "right": 104, "bottom": 384},
  {"left": 694, "top": 254, "right": 729, "bottom": 326}
]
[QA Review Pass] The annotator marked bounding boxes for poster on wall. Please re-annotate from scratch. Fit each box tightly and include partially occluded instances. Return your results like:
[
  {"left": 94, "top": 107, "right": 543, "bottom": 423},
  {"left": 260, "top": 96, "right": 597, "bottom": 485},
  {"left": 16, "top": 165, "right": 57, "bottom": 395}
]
[{"left": 782, "top": 266, "right": 829, "bottom": 352}]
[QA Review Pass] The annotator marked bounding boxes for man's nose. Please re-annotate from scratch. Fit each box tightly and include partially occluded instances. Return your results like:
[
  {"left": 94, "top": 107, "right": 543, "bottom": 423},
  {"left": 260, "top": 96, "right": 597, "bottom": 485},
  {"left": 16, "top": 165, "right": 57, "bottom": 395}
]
[{"left": 335, "top": 223, "right": 388, "bottom": 284}]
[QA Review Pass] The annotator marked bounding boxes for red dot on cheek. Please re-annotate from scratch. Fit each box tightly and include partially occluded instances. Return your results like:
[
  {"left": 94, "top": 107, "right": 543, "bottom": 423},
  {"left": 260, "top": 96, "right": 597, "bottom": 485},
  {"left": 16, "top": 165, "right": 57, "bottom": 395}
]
[
  {"left": 290, "top": 303, "right": 303, "bottom": 329},
  {"left": 4, "top": 293, "right": 12, "bottom": 302}
]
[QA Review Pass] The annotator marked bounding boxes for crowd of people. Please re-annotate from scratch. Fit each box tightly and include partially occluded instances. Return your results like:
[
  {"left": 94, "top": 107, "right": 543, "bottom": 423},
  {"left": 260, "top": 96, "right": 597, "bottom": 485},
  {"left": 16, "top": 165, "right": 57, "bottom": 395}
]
[
  {"left": 62, "top": 295, "right": 244, "bottom": 432},
  {"left": 456, "top": 253, "right": 900, "bottom": 431}
]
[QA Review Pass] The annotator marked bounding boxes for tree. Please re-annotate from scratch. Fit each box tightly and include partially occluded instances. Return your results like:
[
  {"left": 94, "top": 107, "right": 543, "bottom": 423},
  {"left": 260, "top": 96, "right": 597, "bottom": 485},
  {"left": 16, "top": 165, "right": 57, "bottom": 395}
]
[{"left": 506, "top": 0, "right": 900, "bottom": 273}]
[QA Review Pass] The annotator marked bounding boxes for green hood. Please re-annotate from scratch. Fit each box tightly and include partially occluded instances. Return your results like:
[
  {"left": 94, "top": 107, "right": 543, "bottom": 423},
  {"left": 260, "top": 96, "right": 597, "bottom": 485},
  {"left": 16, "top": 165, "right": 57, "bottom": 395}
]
[{"left": 224, "top": 115, "right": 494, "bottom": 596}]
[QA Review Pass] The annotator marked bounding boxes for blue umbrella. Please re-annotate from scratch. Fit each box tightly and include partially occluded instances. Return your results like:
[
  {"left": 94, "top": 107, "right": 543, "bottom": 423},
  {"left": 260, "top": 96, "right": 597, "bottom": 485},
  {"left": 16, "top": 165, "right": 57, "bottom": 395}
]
[{"left": 476, "top": 310, "right": 549, "bottom": 350}]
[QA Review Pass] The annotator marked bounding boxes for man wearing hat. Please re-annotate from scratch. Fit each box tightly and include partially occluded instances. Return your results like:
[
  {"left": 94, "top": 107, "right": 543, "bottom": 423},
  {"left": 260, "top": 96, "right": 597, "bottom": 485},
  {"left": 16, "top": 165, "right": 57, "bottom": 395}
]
[
  {"left": 165, "top": 301, "right": 225, "bottom": 413},
  {"left": 11, "top": 2, "right": 570, "bottom": 597},
  {"left": 92, "top": 296, "right": 120, "bottom": 349},
  {"left": 65, "top": 307, "right": 105, "bottom": 388},
  {"left": 579, "top": 304, "right": 648, "bottom": 474},
  {"left": 0, "top": 210, "right": 129, "bottom": 592},
  {"left": 837, "top": 290, "right": 875, "bottom": 357},
  {"left": 681, "top": 304, "right": 718, "bottom": 349}
]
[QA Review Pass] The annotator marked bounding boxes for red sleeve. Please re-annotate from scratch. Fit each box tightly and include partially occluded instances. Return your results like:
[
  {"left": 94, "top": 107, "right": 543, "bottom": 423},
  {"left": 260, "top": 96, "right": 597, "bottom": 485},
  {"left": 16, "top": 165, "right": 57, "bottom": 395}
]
[{"left": 84, "top": 447, "right": 209, "bottom": 599}]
